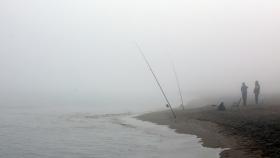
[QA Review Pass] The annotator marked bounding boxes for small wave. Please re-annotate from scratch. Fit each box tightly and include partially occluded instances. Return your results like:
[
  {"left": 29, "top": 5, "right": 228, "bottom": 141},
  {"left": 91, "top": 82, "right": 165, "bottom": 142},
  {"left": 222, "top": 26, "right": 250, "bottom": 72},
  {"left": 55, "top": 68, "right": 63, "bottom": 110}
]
[
  {"left": 67, "top": 112, "right": 137, "bottom": 129},
  {"left": 84, "top": 112, "right": 132, "bottom": 119},
  {"left": 118, "top": 123, "right": 136, "bottom": 129}
]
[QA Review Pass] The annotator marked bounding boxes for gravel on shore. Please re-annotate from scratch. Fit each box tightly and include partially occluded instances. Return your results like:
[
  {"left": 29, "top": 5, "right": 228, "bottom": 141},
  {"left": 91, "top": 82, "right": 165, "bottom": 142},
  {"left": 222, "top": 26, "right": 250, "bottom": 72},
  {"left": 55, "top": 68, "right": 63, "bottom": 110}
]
[{"left": 137, "top": 105, "right": 280, "bottom": 158}]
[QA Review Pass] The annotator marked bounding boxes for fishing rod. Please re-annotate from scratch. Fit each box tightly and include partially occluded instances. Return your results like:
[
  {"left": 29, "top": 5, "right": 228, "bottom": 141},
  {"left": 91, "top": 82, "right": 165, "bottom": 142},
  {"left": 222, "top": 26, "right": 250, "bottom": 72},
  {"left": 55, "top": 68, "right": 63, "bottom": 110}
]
[
  {"left": 135, "top": 43, "right": 176, "bottom": 119},
  {"left": 171, "top": 62, "right": 184, "bottom": 110}
]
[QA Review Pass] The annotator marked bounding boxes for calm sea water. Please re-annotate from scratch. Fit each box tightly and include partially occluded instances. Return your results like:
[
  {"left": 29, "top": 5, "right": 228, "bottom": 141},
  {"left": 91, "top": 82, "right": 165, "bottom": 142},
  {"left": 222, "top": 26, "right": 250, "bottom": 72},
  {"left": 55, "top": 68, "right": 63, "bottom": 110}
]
[{"left": 0, "top": 106, "right": 221, "bottom": 158}]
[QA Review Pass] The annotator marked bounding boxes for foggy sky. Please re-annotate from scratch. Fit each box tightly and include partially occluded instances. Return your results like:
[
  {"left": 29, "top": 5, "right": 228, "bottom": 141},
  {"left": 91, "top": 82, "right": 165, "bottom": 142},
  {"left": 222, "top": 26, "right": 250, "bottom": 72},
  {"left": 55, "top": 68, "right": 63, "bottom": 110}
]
[{"left": 0, "top": 0, "right": 280, "bottom": 113}]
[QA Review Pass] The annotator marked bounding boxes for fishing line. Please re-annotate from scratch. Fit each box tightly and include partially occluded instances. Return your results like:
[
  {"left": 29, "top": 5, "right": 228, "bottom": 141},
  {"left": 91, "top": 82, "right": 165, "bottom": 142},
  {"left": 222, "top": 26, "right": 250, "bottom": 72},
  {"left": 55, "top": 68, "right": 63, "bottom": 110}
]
[{"left": 171, "top": 62, "right": 185, "bottom": 110}]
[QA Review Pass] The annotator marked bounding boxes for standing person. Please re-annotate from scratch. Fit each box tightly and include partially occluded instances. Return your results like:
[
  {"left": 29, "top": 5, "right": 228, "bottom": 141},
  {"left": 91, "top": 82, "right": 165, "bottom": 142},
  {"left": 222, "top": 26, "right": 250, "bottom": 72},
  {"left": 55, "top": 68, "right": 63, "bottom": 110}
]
[
  {"left": 254, "top": 81, "right": 261, "bottom": 104},
  {"left": 241, "top": 82, "right": 248, "bottom": 106}
]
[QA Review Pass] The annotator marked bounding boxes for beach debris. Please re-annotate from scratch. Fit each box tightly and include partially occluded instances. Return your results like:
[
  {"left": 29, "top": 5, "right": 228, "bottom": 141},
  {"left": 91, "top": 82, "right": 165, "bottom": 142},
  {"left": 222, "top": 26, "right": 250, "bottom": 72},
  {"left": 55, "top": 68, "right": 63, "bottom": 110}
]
[{"left": 232, "top": 98, "right": 242, "bottom": 108}]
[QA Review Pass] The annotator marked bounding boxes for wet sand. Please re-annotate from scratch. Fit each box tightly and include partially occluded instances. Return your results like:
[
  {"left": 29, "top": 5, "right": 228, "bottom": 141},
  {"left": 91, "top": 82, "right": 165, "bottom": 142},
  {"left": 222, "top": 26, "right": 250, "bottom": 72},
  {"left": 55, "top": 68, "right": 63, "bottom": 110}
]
[{"left": 137, "top": 105, "right": 280, "bottom": 158}]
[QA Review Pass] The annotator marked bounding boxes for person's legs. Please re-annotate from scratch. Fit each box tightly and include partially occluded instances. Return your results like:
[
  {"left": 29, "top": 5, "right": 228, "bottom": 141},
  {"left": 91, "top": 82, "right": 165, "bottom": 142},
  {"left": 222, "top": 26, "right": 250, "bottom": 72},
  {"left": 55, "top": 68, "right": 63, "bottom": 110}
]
[
  {"left": 255, "top": 94, "right": 259, "bottom": 104},
  {"left": 242, "top": 94, "right": 247, "bottom": 106}
]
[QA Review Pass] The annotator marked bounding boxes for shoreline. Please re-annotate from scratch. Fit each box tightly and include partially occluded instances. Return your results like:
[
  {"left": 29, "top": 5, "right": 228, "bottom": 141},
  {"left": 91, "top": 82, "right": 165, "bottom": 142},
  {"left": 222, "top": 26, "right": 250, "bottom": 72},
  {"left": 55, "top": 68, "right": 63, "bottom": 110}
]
[{"left": 136, "top": 105, "right": 280, "bottom": 158}]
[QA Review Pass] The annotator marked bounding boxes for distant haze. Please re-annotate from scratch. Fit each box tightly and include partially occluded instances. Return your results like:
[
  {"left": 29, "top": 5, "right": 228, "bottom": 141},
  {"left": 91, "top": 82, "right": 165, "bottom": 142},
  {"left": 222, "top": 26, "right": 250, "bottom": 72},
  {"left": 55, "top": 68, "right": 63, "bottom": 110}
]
[{"left": 0, "top": 0, "right": 280, "bottom": 113}]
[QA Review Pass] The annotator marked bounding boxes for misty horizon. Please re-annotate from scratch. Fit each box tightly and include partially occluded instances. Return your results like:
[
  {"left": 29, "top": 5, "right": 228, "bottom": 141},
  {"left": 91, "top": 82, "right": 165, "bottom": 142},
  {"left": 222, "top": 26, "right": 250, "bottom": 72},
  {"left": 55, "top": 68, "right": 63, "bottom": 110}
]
[{"left": 1, "top": 0, "right": 280, "bottom": 113}]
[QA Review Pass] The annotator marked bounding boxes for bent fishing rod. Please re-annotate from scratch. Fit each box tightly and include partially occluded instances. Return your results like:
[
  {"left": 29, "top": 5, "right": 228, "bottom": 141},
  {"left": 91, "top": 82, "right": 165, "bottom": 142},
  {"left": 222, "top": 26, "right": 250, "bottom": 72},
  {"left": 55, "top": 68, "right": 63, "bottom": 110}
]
[
  {"left": 171, "top": 62, "right": 184, "bottom": 110},
  {"left": 135, "top": 43, "right": 176, "bottom": 119}
]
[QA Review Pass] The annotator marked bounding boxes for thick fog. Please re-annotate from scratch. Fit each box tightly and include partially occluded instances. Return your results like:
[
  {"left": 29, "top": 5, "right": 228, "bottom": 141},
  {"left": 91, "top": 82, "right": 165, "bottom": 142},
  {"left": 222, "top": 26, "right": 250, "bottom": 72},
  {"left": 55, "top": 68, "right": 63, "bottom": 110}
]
[{"left": 0, "top": 0, "right": 280, "bottom": 113}]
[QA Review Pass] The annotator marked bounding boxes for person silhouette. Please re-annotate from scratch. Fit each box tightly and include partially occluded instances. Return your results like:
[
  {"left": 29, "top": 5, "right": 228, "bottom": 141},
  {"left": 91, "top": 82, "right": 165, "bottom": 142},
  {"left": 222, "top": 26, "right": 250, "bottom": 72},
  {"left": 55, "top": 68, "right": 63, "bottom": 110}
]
[
  {"left": 217, "top": 102, "right": 226, "bottom": 111},
  {"left": 254, "top": 81, "right": 260, "bottom": 104},
  {"left": 241, "top": 82, "right": 248, "bottom": 106}
]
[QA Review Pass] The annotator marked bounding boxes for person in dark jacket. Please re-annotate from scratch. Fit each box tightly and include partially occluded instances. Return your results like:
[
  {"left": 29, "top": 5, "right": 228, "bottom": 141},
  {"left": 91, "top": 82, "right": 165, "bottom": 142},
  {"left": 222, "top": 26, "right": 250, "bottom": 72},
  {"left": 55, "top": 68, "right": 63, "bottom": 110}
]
[
  {"left": 241, "top": 82, "right": 248, "bottom": 106},
  {"left": 217, "top": 102, "right": 226, "bottom": 111},
  {"left": 254, "top": 81, "right": 260, "bottom": 104}
]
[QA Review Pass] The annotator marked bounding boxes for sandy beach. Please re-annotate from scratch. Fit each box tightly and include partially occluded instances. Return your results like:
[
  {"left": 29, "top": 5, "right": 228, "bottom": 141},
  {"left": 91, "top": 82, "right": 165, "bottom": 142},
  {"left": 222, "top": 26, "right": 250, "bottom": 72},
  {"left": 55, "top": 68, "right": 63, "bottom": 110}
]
[{"left": 137, "top": 104, "right": 280, "bottom": 158}]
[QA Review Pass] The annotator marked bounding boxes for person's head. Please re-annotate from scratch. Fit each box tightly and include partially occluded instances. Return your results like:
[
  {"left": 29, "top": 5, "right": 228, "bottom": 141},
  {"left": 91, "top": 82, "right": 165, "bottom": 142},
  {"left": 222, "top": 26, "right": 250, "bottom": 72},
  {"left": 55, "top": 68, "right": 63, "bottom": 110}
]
[
  {"left": 242, "top": 82, "right": 246, "bottom": 86},
  {"left": 255, "top": 80, "right": 259, "bottom": 85}
]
